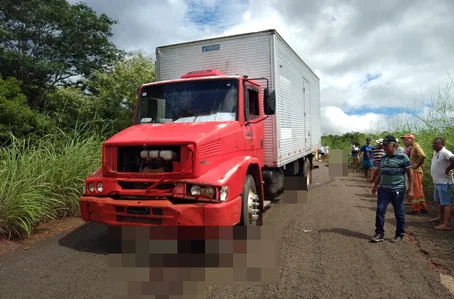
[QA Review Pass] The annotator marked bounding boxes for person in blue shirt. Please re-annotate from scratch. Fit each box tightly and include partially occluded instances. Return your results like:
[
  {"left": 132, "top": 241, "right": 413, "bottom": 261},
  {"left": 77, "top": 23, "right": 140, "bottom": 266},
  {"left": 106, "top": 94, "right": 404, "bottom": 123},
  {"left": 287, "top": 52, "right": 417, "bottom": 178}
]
[{"left": 360, "top": 137, "right": 374, "bottom": 181}]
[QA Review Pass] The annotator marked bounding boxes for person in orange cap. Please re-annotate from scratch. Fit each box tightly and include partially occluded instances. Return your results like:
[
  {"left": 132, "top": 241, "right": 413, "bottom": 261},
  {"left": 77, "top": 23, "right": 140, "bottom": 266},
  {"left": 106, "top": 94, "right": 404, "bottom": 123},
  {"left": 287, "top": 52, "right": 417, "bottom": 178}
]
[{"left": 401, "top": 133, "right": 428, "bottom": 214}]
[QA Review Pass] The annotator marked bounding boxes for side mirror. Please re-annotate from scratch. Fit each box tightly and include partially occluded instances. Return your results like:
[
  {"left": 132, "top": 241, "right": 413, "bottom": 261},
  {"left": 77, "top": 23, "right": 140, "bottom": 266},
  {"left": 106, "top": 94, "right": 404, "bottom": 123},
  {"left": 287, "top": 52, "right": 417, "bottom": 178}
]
[{"left": 264, "top": 88, "right": 276, "bottom": 115}]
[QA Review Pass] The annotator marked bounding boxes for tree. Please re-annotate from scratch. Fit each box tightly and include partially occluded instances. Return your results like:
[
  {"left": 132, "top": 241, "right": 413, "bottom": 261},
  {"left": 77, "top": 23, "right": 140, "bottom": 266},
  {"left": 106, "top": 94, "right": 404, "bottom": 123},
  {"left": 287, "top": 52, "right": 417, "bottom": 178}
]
[
  {"left": 0, "top": 0, "right": 124, "bottom": 109},
  {"left": 43, "top": 86, "right": 103, "bottom": 133},
  {"left": 87, "top": 52, "right": 156, "bottom": 135},
  {"left": 0, "top": 77, "right": 53, "bottom": 145}
]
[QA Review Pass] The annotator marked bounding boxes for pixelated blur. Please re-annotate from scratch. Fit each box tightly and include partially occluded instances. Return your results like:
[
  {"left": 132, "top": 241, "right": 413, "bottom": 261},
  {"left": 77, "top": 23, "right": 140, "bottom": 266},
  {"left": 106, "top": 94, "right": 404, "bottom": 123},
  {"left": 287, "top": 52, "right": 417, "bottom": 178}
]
[
  {"left": 282, "top": 176, "right": 308, "bottom": 204},
  {"left": 108, "top": 225, "right": 279, "bottom": 298},
  {"left": 328, "top": 149, "right": 349, "bottom": 177}
]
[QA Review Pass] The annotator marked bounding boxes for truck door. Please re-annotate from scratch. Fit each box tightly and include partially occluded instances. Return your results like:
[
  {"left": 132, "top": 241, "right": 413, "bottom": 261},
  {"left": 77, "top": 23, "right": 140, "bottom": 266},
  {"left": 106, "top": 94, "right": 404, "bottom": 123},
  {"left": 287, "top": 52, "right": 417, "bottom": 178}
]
[{"left": 244, "top": 84, "right": 263, "bottom": 158}]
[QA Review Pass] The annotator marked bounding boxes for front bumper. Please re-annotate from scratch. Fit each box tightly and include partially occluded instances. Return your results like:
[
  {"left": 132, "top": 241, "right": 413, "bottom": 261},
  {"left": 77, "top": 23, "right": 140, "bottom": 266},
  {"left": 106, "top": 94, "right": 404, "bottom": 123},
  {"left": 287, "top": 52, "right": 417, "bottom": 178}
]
[{"left": 79, "top": 196, "right": 242, "bottom": 226}]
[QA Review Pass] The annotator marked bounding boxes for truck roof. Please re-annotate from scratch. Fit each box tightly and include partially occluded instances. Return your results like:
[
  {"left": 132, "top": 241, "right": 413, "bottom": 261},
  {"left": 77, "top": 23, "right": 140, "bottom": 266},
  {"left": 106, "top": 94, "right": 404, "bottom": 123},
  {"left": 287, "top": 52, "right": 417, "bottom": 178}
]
[
  {"left": 155, "top": 29, "right": 319, "bottom": 80},
  {"left": 156, "top": 29, "right": 277, "bottom": 50}
]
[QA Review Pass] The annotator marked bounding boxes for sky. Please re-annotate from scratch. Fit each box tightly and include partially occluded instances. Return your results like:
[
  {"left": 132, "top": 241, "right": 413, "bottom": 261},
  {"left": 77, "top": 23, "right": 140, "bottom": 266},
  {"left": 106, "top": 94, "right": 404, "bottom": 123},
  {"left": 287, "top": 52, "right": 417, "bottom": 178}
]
[{"left": 68, "top": 0, "right": 454, "bottom": 135}]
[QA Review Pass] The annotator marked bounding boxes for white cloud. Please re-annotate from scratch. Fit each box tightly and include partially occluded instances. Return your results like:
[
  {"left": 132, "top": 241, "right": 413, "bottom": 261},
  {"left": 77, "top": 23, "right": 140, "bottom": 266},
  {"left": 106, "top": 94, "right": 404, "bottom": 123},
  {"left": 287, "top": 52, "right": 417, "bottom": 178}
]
[
  {"left": 320, "top": 106, "right": 406, "bottom": 135},
  {"left": 69, "top": 0, "right": 454, "bottom": 135}
]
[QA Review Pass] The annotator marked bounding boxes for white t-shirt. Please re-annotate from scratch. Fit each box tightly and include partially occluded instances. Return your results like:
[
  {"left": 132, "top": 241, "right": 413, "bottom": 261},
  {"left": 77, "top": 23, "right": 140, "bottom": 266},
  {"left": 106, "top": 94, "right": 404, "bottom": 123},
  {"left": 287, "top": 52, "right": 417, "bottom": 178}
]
[{"left": 430, "top": 147, "right": 454, "bottom": 184}]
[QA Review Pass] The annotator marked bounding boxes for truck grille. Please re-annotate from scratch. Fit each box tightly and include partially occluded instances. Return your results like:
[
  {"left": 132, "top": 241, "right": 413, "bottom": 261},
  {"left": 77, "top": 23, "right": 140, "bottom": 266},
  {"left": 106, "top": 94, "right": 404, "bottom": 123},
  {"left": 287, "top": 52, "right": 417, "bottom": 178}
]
[{"left": 116, "top": 145, "right": 181, "bottom": 173}]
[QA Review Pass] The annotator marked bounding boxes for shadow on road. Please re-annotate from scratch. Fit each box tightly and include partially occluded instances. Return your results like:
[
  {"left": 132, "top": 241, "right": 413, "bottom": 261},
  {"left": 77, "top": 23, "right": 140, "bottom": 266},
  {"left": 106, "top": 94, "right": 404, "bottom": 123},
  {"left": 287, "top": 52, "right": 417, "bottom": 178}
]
[
  {"left": 388, "top": 219, "right": 429, "bottom": 230},
  {"left": 318, "top": 228, "right": 371, "bottom": 240},
  {"left": 339, "top": 178, "right": 366, "bottom": 182},
  {"left": 359, "top": 198, "right": 377, "bottom": 203},
  {"left": 345, "top": 184, "right": 370, "bottom": 188},
  {"left": 352, "top": 205, "right": 377, "bottom": 212},
  {"left": 355, "top": 193, "right": 375, "bottom": 198},
  {"left": 58, "top": 222, "right": 109, "bottom": 255}
]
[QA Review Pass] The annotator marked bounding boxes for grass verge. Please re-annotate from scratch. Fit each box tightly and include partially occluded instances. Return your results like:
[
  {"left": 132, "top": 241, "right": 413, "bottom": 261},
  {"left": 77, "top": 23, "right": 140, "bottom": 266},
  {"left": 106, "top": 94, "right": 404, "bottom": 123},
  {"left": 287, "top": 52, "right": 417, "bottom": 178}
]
[{"left": 0, "top": 129, "right": 102, "bottom": 239}]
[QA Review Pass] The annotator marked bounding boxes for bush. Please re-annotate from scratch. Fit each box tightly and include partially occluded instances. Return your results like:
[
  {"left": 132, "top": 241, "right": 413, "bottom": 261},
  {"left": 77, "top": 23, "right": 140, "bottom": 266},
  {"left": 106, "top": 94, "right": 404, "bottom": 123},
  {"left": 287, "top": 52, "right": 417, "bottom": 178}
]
[{"left": 0, "top": 128, "right": 102, "bottom": 239}]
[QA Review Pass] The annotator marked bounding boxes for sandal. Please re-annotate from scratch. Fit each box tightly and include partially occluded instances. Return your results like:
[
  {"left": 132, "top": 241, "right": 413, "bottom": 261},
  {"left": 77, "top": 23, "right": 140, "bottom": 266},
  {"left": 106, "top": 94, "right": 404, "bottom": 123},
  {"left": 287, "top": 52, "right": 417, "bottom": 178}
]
[
  {"left": 429, "top": 218, "right": 442, "bottom": 223},
  {"left": 434, "top": 224, "right": 452, "bottom": 230}
]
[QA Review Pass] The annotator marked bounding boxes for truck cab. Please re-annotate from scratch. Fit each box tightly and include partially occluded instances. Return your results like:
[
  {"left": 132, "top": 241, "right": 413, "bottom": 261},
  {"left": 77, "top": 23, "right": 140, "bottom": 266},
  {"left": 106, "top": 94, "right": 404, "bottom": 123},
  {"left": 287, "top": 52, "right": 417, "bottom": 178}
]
[{"left": 79, "top": 69, "right": 275, "bottom": 227}]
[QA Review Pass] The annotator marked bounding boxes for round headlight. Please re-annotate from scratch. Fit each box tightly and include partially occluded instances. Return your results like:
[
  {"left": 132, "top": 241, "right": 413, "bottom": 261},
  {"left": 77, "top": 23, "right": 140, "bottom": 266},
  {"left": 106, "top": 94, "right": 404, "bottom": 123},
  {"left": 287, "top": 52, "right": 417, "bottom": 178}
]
[
  {"left": 190, "top": 185, "right": 201, "bottom": 196},
  {"left": 96, "top": 182, "right": 104, "bottom": 193},
  {"left": 88, "top": 182, "right": 95, "bottom": 193},
  {"left": 203, "top": 186, "right": 215, "bottom": 197}
]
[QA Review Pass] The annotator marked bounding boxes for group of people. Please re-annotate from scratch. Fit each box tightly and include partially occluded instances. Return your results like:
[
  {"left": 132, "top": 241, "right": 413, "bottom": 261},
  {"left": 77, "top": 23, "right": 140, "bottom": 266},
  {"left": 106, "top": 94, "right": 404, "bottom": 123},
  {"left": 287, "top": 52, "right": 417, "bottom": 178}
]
[
  {"left": 352, "top": 135, "right": 430, "bottom": 214},
  {"left": 351, "top": 134, "right": 454, "bottom": 243}
]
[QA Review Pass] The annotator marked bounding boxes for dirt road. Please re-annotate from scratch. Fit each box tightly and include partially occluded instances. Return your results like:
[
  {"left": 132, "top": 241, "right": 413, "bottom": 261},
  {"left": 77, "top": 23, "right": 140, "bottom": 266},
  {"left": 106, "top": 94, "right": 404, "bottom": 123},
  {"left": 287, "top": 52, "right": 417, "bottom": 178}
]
[{"left": 1, "top": 162, "right": 453, "bottom": 299}]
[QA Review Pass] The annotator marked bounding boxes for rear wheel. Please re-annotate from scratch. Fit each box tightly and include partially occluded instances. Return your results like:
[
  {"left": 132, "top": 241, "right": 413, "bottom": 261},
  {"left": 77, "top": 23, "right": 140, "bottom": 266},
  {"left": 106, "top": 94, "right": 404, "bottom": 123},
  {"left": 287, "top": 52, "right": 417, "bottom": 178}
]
[{"left": 240, "top": 174, "right": 261, "bottom": 226}]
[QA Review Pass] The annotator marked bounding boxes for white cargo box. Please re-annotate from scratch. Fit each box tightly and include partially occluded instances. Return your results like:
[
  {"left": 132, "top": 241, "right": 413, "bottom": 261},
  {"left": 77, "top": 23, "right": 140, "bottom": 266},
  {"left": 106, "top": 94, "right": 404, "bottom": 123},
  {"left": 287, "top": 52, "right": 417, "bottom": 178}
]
[{"left": 155, "top": 29, "right": 321, "bottom": 168}]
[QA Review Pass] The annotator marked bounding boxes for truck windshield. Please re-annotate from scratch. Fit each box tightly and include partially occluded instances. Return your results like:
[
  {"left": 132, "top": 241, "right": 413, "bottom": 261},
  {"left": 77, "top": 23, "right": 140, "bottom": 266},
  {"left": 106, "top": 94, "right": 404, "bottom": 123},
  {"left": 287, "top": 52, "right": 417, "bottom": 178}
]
[{"left": 136, "top": 78, "right": 239, "bottom": 124}]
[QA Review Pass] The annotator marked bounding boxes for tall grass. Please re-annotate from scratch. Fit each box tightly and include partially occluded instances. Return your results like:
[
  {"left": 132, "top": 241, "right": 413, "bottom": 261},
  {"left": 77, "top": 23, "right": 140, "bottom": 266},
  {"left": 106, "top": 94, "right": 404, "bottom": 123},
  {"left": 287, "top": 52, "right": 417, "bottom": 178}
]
[{"left": 0, "top": 128, "right": 103, "bottom": 239}]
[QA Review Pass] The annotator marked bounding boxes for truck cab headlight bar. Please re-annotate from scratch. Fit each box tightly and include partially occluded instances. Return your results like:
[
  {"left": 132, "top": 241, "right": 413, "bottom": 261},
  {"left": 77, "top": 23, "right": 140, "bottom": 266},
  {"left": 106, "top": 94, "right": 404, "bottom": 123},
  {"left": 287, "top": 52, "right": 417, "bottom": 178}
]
[
  {"left": 187, "top": 184, "right": 226, "bottom": 201},
  {"left": 86, "top": 182, "right": 104, "bottom": 194}
]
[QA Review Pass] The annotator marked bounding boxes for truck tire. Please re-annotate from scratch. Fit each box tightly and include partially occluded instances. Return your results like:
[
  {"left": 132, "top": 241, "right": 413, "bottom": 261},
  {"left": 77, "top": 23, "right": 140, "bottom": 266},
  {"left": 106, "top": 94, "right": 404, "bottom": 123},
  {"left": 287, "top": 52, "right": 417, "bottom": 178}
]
[{"left": 240, "top": 174, "right": 261, "bottom": 226}]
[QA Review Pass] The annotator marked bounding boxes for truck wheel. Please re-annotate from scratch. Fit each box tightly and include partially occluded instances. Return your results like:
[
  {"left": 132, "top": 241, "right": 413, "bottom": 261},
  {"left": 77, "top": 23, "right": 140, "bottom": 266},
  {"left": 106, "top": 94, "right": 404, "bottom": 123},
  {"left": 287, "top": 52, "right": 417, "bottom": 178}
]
[{"left": 240, "top": 174, "right": 261, "bottom": 226}]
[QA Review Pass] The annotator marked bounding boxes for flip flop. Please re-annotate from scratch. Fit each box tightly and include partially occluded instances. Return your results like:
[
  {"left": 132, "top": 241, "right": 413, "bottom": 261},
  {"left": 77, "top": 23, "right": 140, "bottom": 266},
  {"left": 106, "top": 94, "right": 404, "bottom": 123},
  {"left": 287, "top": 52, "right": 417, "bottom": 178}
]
[
  {"left": 429, "top": 218, "right": 442, "bottom": 223},
  {"left": 434, "top": 224, "right": 452, "bottom": 230}
]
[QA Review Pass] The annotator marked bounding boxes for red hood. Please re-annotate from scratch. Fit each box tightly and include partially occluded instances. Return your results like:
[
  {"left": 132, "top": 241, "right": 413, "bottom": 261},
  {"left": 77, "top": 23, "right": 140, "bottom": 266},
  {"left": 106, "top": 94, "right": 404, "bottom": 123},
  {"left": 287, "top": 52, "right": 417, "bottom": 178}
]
[{"left": 105, "top": 122, "right": 241, "bottom": 145}]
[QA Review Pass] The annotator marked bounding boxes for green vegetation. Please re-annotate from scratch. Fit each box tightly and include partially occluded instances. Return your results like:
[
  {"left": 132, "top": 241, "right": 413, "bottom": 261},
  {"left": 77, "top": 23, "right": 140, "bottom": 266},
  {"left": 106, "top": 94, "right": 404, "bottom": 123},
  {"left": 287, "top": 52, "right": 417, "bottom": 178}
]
[
  {"left": 0, "top": 0, "right": 452, "bottom": 240},
  {"left": 322, "top": 75, "right": 454, "bottom": 198},
  {"left": 0, "top": 1, "right": 155, "bottom": 239},
  {"left": 0, "top": 129, "right": 102, "bottom": 238}
]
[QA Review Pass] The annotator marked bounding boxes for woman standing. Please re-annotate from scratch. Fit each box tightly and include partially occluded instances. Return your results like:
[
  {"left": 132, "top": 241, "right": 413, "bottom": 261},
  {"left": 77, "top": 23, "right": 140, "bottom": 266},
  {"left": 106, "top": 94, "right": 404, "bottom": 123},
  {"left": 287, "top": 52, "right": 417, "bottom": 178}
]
[{"left": 403, "top": 144, "right": 412, "bottom": 204}]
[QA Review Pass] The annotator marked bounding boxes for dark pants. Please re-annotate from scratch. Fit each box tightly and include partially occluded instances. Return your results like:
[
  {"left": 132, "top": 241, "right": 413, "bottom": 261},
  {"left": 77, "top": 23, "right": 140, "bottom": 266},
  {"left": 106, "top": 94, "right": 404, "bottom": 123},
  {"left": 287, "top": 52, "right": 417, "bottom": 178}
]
[{"left": 375, "top": 187, "right": 405, "bottom": 237}]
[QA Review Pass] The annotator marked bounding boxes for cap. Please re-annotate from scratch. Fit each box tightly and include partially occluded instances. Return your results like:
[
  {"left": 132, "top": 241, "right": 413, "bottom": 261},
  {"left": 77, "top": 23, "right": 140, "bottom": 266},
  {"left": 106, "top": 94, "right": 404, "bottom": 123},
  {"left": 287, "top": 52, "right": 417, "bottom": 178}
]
[
  {"left": 382, "top": 135, "right": 397, "bottom": 145},
  {"left": 366, "top": 137, "right": 371, "bottom": 141},
  {"left": 400, "top": 134, "right": 415, "bottom": 140},
  {"left": 376, "top": 138, "right": 384, "bottom": 144}
]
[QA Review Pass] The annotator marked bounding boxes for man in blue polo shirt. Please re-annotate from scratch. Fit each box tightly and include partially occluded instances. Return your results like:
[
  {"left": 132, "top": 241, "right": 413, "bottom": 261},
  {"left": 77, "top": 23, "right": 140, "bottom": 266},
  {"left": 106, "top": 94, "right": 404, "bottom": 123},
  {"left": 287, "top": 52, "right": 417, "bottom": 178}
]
[
  {"left": 371, "top": 135, "right": 414, "bottom": 243},
  {"left": 360, "top": 137, "right": 374, "bottom": 181}
]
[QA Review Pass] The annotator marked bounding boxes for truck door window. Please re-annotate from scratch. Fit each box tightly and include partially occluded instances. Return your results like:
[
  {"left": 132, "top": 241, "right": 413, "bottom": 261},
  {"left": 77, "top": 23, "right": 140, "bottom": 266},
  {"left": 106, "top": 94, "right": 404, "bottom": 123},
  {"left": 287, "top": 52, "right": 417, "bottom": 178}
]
[{"left": 246, "top": 88, "right": 260, "bottom": 120}]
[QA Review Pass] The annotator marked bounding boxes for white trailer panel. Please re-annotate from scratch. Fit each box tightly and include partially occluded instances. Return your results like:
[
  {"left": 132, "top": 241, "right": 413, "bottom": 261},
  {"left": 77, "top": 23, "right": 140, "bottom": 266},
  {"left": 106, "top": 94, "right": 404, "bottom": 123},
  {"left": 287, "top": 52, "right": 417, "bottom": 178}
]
[
  {"left": 155, "top": 29, "right": 320, "bottom": 168},
  {"left": 273, "top": 33, "right": 321, "bottom": 166}
]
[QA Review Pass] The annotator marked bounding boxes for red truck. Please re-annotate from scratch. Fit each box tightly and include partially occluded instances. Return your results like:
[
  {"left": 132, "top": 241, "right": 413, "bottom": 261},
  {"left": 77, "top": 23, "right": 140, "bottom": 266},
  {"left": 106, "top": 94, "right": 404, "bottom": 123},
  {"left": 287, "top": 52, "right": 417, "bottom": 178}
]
[{"left": 79, "top": 29, "right": 321, "bottom": 227}]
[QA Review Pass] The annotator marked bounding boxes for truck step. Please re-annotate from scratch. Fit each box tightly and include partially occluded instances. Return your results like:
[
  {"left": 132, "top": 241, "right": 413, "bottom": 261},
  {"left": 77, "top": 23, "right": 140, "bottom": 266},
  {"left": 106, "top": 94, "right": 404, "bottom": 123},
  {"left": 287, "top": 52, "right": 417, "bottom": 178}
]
[{"left": 264, "top": 200, "right": 272, "bottom": 209}]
